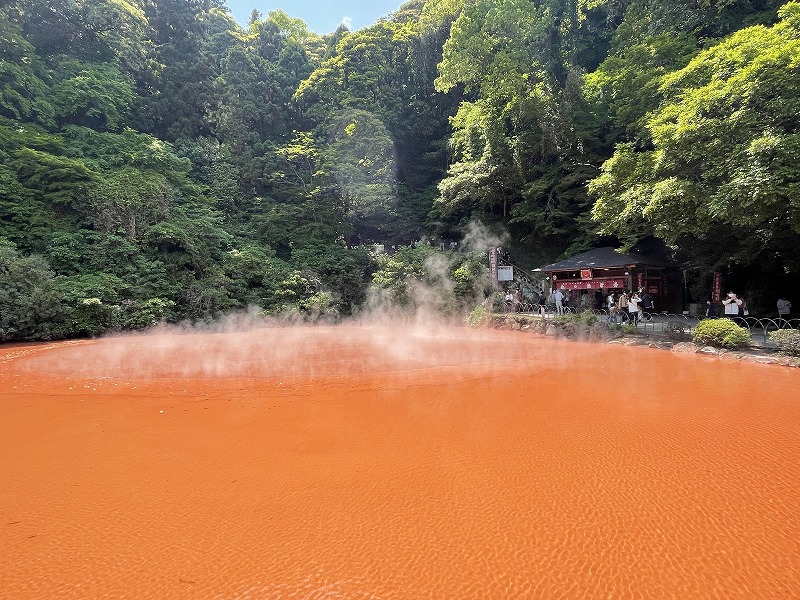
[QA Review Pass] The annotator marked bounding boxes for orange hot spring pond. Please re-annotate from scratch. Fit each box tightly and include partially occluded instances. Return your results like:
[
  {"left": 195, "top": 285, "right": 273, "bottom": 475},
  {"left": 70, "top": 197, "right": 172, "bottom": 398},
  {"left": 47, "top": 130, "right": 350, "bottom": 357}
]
[{"left": 1, "top": 324, "right": 800, "bottom": 599}]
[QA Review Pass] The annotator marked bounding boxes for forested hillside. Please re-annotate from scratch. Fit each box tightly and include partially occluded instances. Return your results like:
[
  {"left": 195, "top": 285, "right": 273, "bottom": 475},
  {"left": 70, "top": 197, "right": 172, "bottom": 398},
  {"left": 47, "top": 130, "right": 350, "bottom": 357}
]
[{"left": 1, "top": 0, "right": 798, "bottom": 340}]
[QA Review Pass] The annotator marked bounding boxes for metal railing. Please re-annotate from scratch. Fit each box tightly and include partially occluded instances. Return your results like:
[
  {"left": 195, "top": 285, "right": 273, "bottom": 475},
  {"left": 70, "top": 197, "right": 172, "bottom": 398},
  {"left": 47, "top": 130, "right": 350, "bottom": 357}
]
[{"left": 503, "top": 304, "right": 799, "bottom": 346}]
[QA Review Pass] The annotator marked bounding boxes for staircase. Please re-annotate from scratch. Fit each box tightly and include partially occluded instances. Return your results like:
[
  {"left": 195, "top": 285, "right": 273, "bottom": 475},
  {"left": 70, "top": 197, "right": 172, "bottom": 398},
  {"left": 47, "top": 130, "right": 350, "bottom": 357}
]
[{"left": 494, "top": 249, "right": 549, "bottom": 307}]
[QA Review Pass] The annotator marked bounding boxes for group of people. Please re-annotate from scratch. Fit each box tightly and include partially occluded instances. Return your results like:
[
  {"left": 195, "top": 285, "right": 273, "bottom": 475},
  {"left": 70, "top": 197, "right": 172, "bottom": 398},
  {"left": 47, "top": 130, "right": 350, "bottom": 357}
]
[
  {"left": 605, "top": 289, "right": 654, "bottom": 325},
  {"left": 550, "top": 289, "right": 601, "bottom": 315},
  {"left": 504, "top": 289, "right": 526, "bottom": 312},
  {"left": 545, "top": 288, "right": 655, "bottom": 323},
  {"left": 707, "top": 292, "right": 792, "bottom": 320},
  {"left": 501, "top": 285, "right": 793, "bottom": 323}
]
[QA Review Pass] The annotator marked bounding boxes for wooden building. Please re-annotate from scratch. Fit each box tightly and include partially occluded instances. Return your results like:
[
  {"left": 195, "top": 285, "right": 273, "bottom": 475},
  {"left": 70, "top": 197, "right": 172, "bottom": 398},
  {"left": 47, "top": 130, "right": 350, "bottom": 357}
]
[{"left": 533, "top": 247, "right": 681, "bottom": 312}]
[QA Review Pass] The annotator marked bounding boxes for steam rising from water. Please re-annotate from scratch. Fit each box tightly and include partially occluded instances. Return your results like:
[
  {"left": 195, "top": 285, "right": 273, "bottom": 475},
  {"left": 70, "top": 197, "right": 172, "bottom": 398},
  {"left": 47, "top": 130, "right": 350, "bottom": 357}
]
[
  {"left": 460, "top": 220, "right": 508, "bottom": 254},
  {"left": 20, "top": 320, "right": 575, "bottom": 381},
  {"left": 19, "top": 221, "right": 524, "bottom": 381}
]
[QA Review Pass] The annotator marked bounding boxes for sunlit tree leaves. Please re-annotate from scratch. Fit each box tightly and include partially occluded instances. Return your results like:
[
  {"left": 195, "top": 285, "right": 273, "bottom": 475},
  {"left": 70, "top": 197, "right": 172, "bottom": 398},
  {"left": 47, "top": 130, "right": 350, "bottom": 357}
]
[{"left": 590, "top": 2, "right": 800, "bottom": 272}]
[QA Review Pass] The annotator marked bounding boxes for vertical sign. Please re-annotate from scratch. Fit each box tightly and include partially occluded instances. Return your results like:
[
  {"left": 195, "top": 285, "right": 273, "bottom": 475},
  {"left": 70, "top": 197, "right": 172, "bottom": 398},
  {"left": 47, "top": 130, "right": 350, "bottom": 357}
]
[
  {"left": 489, "top": 248, "right": 498, "bottom": 283},
  {"left": 637, "top": 273, "right": 644, "bottom": 290},
  {"left": 712, "top": 272, "right": 722, "bottom": 302}
]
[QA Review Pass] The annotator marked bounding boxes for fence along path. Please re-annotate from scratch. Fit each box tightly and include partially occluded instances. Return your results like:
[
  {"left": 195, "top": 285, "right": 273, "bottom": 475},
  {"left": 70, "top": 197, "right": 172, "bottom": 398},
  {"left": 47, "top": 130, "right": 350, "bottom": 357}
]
[
  {"left": 495, "top": 251, "right": 796, "bottom": 346},
  {"left": 508, "top": 304, "right": 800, "bottom": 347}
]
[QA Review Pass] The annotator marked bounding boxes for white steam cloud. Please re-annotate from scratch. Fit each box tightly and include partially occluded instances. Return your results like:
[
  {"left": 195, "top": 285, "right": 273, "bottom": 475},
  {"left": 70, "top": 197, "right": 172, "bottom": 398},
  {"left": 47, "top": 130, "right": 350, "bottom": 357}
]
[
  {"left": 16, "top": 221, "right": 534, "bottom": 382},
  {"left": 17, "top": 321, "right": 576, "bottom": 383}
]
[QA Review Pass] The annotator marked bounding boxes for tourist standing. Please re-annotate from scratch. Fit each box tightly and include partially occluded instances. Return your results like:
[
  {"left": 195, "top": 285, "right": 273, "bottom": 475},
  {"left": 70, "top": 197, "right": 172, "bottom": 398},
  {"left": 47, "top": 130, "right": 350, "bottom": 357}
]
[
  {"left": 640, "top": 290, "right": 653, "bottom": 320},
  {"left": 513, "top": 289, "right": 523, "bottom": 312},
  {"left": 628, "top": 291, "right": 641, "bottom": 325},
  {"left": 777, "top": 297, "right": 791, "bottom": 321},
  {"left": 617, "top": 291, "right": 629, "bottom": 323},
  {"left": 722, "top": 292, "right": 743, "bottom": 318},
  {"left": 607, "top": 291, "right": 617, "bottom": 323},
  {"left": 554, "top": 289, "right": 565, "bottom": 315}
]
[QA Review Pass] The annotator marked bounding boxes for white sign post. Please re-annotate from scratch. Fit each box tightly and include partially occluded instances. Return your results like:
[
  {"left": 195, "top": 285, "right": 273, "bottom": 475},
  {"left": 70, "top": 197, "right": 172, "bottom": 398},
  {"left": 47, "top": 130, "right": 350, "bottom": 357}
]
[{"left": 497, "top": 266, "right": 514, "bottom": 282}]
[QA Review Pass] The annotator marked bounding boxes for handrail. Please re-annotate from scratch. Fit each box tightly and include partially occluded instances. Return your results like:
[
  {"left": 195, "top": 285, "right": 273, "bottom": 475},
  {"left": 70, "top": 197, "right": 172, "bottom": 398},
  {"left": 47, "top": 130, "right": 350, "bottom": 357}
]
[{"left": 506, "top": 305, "right": 797, "bottom": 346}]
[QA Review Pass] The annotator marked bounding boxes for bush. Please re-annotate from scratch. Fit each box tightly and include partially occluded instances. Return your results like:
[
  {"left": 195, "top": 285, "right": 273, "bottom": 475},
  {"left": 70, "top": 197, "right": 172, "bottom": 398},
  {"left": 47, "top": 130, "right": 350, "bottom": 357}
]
[
  {"left": 692, "top": 319, "right": 751, "bottom": 349},
  {"left": 0, "top": 239, "right": 65, "bottom": 341},
  {"left": 119, "top": 298, "right": 175, "bottom": 330},
  {"left": 554, "top": 311, "right": 598, "bottom": 326},
  {"left": 769, "top": 329, "right": 800, "bottom": 356},
  {"left": 551, "top": 311, "right": 607, "bottom": 340},
  {"left": 466, "top": 303, "right": 489, "bottom": 328}
]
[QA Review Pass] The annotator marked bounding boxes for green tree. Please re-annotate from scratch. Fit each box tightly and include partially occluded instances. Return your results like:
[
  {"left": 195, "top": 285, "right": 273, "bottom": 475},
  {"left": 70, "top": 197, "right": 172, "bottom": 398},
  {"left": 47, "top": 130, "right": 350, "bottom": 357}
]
[
  {"left": 11, "top": 147, "right": 95, "bottom": 203},
  {"left": 0, "top": 238, "right": 64, "bottom": 340},
  {"left": 52, "top": 272, "right": 126, "bottom": 336},
  {"left": 87, "top": 167, "right": 171, "bottom": 240},
  {"left": 222, "top": 243, "right": 287, "bottom": 308},
  {"left": 138, "top": 0, "right": 238, "bottom": 141},
  {"left": 8, "top": 0, "right": 150, "bottom": 74},
  {"left": 215, "top": 19, "right": 312, "bottom": 194},
  {"left": 0, "top": 15, "right": 53, "bottom": 124},
  {"left": 295, "top": 11, "right": 459, "bottom": 244},
  {"left": 433, "top": 0, "right": 613, "bottom": 261},
  {"left": 50, "top": 61, "right": 135, "bottom": 130},
  {"left": 326, "top": 109, "right": 398, "bottom": 243},
  {"left": 590, "top": 2, "right": 800, "bottom": 274},
  {"left": 370, "top": 245, "right": 488, "bottom": 314}
]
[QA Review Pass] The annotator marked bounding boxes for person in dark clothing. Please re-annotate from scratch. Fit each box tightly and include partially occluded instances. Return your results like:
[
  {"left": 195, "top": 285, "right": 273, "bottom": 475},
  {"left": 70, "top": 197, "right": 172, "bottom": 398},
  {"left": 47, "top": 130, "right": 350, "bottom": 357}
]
[{"left": 640, "top": 291, "right": 653, "bottom": 320}]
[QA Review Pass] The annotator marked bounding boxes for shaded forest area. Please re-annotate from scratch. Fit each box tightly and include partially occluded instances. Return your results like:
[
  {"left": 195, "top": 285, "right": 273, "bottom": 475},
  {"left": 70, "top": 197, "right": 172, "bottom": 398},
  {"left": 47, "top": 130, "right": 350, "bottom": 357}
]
[{"left": 1, "top": 0, "right": 798, "bottom": 340}]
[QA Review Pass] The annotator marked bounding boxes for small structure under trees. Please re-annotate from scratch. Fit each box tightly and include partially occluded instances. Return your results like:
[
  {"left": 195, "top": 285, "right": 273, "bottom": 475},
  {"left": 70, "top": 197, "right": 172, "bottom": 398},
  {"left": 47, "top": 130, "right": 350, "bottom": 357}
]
[{"left": 533, "top": 247, "right": 682, "bottom": 312}]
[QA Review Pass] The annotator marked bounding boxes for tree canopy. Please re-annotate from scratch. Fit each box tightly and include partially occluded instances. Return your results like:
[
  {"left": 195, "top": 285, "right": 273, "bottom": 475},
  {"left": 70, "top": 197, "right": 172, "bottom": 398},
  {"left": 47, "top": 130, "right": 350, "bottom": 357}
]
[{"left": 0, "top": 0, "right": 798, "bottom": 339}]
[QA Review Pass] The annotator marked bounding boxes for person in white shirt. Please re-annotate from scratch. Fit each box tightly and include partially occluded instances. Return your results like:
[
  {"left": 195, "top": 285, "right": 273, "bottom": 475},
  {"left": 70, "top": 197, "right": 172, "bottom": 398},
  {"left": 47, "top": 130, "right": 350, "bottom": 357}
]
[
  {"left": 554, "top": 289, "right": 564, "bottom": 315},
  {"left": 722, "top": 292, "right": 743, "bottom": 317},
  {"left": 628, "top": 292, "right": 641, "bottom": 325}
]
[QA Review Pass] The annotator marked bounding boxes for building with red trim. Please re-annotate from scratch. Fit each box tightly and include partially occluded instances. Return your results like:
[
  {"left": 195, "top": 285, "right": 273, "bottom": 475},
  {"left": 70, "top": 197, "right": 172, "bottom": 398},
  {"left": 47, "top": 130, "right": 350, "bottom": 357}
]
[{"left": 533, "top": 247, "right": 681, "bottom": 312}]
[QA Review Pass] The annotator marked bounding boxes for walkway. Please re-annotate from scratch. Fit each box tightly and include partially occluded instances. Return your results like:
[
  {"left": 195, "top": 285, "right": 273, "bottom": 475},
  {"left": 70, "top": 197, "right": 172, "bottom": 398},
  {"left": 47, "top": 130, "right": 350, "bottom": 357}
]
[{"left": 509, "top": 306, "right": 799, "bottom": 350}]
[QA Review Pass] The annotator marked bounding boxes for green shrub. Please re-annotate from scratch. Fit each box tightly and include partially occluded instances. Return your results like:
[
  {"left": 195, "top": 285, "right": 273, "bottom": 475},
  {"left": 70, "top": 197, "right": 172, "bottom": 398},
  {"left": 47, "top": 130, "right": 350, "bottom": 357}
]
[
  {"left": 769, "top": 329, "right": 800, "bottom": 356},
  {"left": 119, "top": 298, "right": 175, "bottom": 330},
  {"left": 554, "top": 311, "right": 598, "bottom": 326},
  {"left": 621, "top": 323, "right": 638, "bottom": 335},
  {"left": 466, "top": 303, "right": 489, "bottom": 328},
  {"left": 0, "top": 239, "right": 65, "bottom": 341},
  {"left": 692, "top": 319, "right": 751, "bottom": 349}
]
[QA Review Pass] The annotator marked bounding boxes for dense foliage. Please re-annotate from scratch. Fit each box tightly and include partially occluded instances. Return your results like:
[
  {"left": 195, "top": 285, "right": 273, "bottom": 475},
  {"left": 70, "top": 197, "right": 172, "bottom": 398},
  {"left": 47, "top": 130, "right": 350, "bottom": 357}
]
[
  {"left": 1, "top": 0, "right": 798, "bottom": 340},
  {"left": 692, "top": 318, "right": 752, "bottom": 349}
]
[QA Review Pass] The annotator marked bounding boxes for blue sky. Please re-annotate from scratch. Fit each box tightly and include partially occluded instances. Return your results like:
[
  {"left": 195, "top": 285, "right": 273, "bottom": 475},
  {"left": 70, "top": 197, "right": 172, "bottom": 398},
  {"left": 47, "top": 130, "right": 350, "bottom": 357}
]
[{"left": 226, "top": 1, "right": 405, "bottom": 34}]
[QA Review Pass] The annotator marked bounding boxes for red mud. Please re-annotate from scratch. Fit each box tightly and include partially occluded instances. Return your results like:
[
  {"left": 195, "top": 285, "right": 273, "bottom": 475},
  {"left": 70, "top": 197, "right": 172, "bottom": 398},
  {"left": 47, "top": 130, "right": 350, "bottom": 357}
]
[{"left": 1, "top": 325, "right": 799, "bottom": 599}]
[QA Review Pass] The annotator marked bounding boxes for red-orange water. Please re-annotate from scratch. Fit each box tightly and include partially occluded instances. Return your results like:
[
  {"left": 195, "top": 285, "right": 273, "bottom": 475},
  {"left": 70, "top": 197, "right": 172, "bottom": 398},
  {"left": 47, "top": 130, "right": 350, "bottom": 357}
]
[{"left": 1, "top": 325, "right": 799, "bottom": 599}]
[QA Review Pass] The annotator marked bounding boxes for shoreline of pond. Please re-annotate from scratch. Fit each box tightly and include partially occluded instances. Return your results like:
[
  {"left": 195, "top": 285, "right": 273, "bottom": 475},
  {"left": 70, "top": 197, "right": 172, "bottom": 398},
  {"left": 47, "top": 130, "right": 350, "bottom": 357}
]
[{"left": 486, "top": 313, "right": 800, "bottom": 369}]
